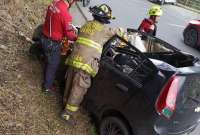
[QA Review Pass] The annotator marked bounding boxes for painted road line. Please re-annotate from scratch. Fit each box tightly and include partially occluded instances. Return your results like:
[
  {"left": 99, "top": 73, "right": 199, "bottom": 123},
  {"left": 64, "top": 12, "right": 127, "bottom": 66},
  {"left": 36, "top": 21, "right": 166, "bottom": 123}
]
[{"left": 168, "top": 23, "right": 185, "bottom": 28}]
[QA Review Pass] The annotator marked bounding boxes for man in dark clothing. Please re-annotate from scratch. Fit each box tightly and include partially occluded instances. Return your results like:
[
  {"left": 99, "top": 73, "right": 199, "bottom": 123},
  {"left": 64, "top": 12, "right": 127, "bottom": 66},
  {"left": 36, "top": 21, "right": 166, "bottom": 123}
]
[{"left": 41, "top": 0, "right": 77, "bottom": 92}]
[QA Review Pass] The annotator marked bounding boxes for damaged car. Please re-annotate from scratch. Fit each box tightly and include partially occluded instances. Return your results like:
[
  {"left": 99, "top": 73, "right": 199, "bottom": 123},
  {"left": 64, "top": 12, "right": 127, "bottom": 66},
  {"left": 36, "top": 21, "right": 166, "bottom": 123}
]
[{"left": 83, "top": 29, "right": 200, "bottom": 135}]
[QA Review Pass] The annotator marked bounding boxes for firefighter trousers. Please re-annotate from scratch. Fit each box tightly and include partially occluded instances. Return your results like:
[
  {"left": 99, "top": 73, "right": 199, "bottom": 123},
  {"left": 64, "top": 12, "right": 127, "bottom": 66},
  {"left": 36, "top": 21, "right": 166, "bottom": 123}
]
[{"left": 63, "top": 66, "right": 91, "bottom": 112}]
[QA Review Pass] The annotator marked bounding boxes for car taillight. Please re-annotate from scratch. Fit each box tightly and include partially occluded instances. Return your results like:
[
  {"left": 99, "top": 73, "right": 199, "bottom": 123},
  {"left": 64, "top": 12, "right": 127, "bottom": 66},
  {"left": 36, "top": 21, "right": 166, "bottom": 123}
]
[{"left": 155, "top": 75, "right": 185, "bottom": 119}]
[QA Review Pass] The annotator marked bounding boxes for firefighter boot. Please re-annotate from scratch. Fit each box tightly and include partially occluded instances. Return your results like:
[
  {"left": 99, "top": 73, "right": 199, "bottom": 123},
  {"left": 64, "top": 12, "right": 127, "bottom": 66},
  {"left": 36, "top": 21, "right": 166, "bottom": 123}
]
[{"left": 61, "top": 109, "right": 76, "bottom": 126}]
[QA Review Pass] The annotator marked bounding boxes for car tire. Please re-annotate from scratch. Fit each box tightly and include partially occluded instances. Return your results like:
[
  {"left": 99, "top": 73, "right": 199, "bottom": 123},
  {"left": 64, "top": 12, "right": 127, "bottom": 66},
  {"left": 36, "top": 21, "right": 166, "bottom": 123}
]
[
  {"left": 100, "top": 117, "right": 131, "bottom": 135},
  {"left": 184, "top": 27, "right": 198, "bottom": 47}
]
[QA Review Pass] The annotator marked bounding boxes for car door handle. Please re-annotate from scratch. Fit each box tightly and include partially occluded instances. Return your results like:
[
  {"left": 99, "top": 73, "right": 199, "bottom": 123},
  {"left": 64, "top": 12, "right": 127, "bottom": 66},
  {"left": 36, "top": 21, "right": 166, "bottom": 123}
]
[{"left": 115, "top": 83, "right": 129, "bottom": 92}]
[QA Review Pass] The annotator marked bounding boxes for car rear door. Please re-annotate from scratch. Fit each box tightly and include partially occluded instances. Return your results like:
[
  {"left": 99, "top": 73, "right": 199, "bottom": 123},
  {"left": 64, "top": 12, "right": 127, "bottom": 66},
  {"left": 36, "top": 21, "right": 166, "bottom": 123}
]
[
  {"left": 86, "top": 35, "right": 159, "bottom": 113},
  {"left": 102, "top": 35, "right": 170, "bottom": 135}
]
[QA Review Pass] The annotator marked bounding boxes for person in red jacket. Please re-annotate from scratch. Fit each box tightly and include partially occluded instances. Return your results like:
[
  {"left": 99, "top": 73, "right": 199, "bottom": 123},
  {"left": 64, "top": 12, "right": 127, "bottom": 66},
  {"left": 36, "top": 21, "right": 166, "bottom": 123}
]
[
  {"left": 138, "top": 5, "right": 163, "bottom": 37},
  {"left": 41, "top": 0, "right": 77, "bottom": 92}
]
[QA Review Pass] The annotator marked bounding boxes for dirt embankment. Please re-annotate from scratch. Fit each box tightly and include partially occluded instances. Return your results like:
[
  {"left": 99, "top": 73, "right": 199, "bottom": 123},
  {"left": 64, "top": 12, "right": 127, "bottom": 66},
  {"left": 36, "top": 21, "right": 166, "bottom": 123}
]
[{"left": 0, "top": 0, "right": 92, "bottom": 135}]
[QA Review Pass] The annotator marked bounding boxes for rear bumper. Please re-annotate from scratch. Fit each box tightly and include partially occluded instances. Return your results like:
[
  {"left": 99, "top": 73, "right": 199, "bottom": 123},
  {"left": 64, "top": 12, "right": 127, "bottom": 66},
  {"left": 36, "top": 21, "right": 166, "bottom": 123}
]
[
  {"left": 154, "top": 118, "right": 200, "bottom": 135},
  {"left": 169, "top": 123, "right": 198, "bottom": 135}
]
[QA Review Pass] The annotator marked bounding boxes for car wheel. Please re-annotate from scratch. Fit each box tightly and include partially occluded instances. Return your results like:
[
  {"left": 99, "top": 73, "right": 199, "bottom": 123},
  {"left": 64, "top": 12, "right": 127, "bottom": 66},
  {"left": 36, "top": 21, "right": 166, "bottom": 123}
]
[
  {"left": 184, "top": 27, "right": 198, "bottom": 47},
  {"left": 100, "top": 117, "right": 131, "bottom": 135}
]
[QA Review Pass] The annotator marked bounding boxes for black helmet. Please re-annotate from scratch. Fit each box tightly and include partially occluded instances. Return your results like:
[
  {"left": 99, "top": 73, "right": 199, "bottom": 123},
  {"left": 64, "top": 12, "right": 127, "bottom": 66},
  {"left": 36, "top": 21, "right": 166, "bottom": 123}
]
[{"left": 89, "top": 4, "right": 115, "bottom": 24}]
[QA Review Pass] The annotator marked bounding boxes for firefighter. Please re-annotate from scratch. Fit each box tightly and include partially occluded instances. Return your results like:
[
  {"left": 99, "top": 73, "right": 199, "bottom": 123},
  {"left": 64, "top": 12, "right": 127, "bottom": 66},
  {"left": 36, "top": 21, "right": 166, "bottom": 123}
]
[
  {"left": 61, "top": 4, "right": 124, "bottom": 125},
  {"left": 41, "top": 0, "right": 77, "bottom": 92},
  {"left": 138, "top": 5, "right": 163, "bottom": 36}
]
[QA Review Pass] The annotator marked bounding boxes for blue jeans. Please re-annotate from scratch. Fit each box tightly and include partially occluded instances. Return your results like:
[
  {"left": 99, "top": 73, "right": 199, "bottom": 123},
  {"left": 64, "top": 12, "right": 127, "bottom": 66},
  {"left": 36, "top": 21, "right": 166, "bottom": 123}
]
[{"left": 41, "top": 36, "right": 61, "bottom": 89}]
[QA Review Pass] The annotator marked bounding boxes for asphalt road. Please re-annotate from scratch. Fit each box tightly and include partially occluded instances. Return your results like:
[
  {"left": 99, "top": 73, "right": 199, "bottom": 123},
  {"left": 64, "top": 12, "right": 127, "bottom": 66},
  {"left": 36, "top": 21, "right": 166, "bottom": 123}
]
[
  {"left": 76, "top": 0, "right": 200, "bottom": 134},
  {"left": 79, "top": 0, "right": 200, "bottom": 57}
]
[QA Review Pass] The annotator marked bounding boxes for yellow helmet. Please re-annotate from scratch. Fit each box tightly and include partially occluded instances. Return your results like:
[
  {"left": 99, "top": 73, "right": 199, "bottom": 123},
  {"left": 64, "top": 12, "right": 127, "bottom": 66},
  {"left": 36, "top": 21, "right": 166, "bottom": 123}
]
[{"left": 148, "top": 5, "right": 163, "bottom": 16}]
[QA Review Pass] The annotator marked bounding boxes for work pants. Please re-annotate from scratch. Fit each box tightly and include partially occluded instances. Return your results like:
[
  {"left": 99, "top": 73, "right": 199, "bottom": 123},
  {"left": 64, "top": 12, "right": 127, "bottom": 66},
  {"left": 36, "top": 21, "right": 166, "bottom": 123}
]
[
  {"left": 63, "top": 66, "right": 91, "bottom": 113},
  {"left": 41, "top": 36, "right": 61, "bottom": 89}
]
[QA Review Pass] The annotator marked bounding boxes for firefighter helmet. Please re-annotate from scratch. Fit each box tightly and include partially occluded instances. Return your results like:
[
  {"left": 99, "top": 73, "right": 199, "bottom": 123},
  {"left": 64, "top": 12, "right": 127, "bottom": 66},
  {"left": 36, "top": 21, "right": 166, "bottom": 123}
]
[
  {"left": 89, "top": 4, "right": 115, "bottom": 23},
  {"left": 148, "top": 5, "right": 163, "bottom": 16}
]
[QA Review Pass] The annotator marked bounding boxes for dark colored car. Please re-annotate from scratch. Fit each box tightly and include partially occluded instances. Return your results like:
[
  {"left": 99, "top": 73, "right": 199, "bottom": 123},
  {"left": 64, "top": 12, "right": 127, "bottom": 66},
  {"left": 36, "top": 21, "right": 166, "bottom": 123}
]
[
  {"left": 149, "top": 0, "right": 176, "bottom": 5},
  {"left": 83, "top": 29, "right": 200, "bottom": 135},
  {"left": 183, "top": 20, "right": 200, "bottom": 48}
]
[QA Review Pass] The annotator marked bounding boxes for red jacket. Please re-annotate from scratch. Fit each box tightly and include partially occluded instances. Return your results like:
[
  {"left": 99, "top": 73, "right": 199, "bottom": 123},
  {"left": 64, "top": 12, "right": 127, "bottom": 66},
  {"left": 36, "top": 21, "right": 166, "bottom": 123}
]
[
  {"left": 42, "top": 0, "right": 77, "bottom": 41},
  {"left": 138, "top": 18, "right": 157, "bottom": 36}
]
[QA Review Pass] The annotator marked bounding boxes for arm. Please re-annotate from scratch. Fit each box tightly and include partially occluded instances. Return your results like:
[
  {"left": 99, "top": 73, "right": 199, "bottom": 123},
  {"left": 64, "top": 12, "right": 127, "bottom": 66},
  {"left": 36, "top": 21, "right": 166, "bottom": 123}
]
[
  {"left": 106, "top": 27, "right": 128, "bottom": 40},
  {"left": 61, "top": 11, "right": 77, "bottom": 41}
]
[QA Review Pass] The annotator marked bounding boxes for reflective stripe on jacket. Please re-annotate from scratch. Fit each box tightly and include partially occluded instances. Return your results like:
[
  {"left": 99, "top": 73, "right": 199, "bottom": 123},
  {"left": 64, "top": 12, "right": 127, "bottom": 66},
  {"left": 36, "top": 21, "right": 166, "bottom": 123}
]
[
  {"left": 76, "top": 37, "right": 103, "bottom": 53},
  {"left": 66, "top": 20, "right": 118, "bottom": 77}
]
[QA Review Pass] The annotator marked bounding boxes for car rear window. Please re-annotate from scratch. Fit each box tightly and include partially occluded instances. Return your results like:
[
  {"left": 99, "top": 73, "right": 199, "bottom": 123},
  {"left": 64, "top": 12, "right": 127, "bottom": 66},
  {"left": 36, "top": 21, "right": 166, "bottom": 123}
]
[{"left": 180, "top": 75, "right": 200, "bottom": 108}]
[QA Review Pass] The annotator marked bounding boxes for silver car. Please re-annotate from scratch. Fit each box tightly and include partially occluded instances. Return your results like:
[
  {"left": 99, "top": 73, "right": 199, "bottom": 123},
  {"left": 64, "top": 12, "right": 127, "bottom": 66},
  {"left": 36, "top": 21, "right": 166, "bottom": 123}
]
[{"left": 150, "top": 0, "right": 176, "bottom": 5}]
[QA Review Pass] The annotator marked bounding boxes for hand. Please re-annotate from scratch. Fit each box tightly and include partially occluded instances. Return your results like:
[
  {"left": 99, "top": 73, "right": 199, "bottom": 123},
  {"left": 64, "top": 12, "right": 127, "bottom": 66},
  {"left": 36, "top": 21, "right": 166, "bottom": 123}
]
[{"left": 70, "top": 24, "right": 79, "bottom": 35}]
